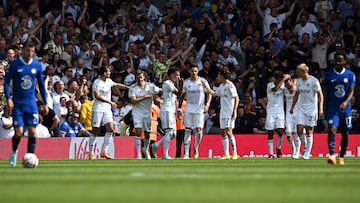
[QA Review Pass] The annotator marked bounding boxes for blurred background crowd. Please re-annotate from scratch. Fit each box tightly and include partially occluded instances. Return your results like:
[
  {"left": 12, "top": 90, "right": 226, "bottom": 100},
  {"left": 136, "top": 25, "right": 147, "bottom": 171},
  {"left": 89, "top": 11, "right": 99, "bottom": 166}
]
[{"left": 0, "top": 0, "right": 360, "bottom": 138}]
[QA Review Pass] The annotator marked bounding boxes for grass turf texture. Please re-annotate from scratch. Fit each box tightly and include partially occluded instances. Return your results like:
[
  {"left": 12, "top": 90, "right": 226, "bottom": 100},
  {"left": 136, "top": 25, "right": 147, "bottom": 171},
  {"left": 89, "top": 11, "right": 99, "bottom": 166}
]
[{"left": 1, "top": 158, "right": 359, "bottom": 203}]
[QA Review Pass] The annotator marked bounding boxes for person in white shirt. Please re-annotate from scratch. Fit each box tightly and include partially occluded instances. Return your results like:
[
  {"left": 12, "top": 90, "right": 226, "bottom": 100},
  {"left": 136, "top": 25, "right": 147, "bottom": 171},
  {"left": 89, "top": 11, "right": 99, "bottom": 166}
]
[
  {"left": 89, "top": 66, "right": 129, "bottom": 160},
  {"left": 151, "top": 67, "right": 182, "bottom": 159},
  {"left": 24, "top": 115, "right": 51, "bottom": 138},
  {"left": 265, "top": 71, "right": 289, "bottom": 158},
  {"left": 255, "top": 0, "right": 296, "bottom": 37},
  {"left": 290, "top": 63, "right": 324, "bottom": 159},
  {"left": 181, "top": 65, "right": 212, "bottom": 159},
  {"left": 202, "top": 67, "right": 239, "bottom": 160},
  {"left": 0, "top": 105, "right": 14, "bottom": 138},
  {"left": 129, "top": 69, "right": 161, "bottom": 159},
  {"left": 284, "top": 78, "right": 303, "bottom": 159},
  {"left": 293, "top": 13, "right": 319, "bottom": 44}
]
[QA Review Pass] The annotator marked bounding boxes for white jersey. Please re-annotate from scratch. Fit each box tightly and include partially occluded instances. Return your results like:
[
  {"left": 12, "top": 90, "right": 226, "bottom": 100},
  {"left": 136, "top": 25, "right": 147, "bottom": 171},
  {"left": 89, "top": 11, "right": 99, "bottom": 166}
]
[
  {"left": 92, "top": 78, "right": 115, "bottom": 112},
  {"left": 266, "top": 81, "right": 285, "bottom": 114},
  {"left": 129, "top": 82, "right": 161, "bottom": 116},
  {"left": 183, "top": 77, "right": 208, "bottom": 113},
  {"left": 161, "top": 80, "right": 177, "bottom": 112},
  {"left": 284, "top": 87, "right": 297, "bottom": 114},
  {"left": 296, "top": 76, "right": 321, "bottom": 113},
  {"left": 215, "top": 80, "right": 238, "bottom": 118}
]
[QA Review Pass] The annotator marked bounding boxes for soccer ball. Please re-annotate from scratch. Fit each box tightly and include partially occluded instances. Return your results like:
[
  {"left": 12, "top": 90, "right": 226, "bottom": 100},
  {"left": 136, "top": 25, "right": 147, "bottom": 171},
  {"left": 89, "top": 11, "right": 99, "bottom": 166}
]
[{"left": 22, "top": 153, "right": 39, "bottom": 168}]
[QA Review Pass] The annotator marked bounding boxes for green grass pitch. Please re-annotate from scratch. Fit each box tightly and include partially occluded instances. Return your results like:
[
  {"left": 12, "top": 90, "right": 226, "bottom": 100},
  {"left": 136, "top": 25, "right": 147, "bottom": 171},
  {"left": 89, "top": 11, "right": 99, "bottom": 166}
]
[{"left": 1, "top": 157, "right": 360, "bottom": 203}]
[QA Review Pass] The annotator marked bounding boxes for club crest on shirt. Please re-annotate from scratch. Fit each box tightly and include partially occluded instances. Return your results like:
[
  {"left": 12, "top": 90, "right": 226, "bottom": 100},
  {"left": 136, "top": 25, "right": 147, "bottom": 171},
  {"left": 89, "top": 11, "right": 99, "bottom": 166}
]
[
  {"left": 31, "top": 68, "right": 36, "bottom": 74},
  {"left": 344, "top": 78, "right": 348, "bottom": 83}
]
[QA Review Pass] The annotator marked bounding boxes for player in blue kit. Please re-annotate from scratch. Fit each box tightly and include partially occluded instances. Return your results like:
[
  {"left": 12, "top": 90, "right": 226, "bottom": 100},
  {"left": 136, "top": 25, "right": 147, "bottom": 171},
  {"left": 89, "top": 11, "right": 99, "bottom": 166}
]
[
  {"left": 4, "top": 41, "right": 48, "bottom": 167},
  {"left": 324, "top": 52, "right": 355, "bottom": 165}
]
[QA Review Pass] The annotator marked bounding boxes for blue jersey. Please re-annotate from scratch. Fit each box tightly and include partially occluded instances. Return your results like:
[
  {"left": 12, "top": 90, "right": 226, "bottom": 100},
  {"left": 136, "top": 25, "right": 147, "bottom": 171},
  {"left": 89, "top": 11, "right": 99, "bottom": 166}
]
[
  {"left": 59, "top": 120, "right": 84, "bottom": 137},
  {"left": 324, "top": 68, "right": 355, "bottom": 115},
  {"left": 4, "top": 57, "right": 47, "bottom": 105}
]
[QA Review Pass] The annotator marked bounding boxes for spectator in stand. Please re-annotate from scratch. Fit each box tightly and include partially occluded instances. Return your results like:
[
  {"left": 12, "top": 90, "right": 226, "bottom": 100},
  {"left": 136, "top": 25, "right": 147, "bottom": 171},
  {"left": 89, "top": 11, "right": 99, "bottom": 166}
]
[
  {"left": 0, "top": 105, "right": 14, "bottom": 138},
  {"left": 336, "top": 0, "right": 355, "bottom": 23},
  {"left": 24, "top": 115, "right": 51, "bottom": 138},
  {"left": 252, "top": 114, "right": 267, "bottom": 134},
  {"left": 234, "top": 105, "right": 256, "bottom": 134},
  {"left": 293, "top": 12, "right": 319, "bottom": 44},
  {"left": 255, "top": 0, "right": 296, "bottom": 37},
  {"left": 37, "top": 100, "right": 60, "bottom": 137},
  {"left": 59, "top": 111, "right": 91, "bottom": 137},
  {"left": 79, "top": 95, "right": 93, "bottom": 132},
  {"left": 53, "top": 80, "right": 70, "bottom": 119}
]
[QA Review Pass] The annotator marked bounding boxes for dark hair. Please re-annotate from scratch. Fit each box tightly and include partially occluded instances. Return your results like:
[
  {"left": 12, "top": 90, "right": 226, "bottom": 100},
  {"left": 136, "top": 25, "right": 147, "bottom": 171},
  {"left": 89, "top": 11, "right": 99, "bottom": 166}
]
[
  {"left": 67, "top": 78, "right": 79, "bottom": 87},
  {"left": 167, "top": 66, "right": 180, "bottom": 75},
  {"left": 23, "top": 40, "right": 36, "bottom": 48},
  {"left": 57, "top": 59, "right": 66, "bottom": 66},
  {"left": 218, "top": 66, "right": 231, "bottom": 80},
  {"left": 98, "top": 66, "right": 110, "bottom": 76},
  {"left": 273, "top": 70, "right": 284, "bottom": 79},
  {"left": 334, "top": 51, "right": 347, "bottom": 59}
]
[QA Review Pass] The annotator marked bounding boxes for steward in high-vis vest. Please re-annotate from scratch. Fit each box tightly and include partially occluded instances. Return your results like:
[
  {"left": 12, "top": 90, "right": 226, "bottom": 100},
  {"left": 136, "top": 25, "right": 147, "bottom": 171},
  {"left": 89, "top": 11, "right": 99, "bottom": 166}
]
[{"left": 176, "top": 101, "right": 186, "bottom": 157}]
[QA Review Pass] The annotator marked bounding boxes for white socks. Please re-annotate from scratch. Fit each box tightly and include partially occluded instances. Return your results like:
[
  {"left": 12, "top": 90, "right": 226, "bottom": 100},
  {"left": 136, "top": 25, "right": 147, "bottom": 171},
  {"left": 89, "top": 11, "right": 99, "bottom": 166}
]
[
  {"left": 229, "top": 135, "right": 237, "bottom": 155},
  {"left": 102, "top": 131, "right": 113, "bottom": 153},
  {"left": 222, "top": 136, "right": 229, "bottom": 157},
  {"left": 304, "top": 135, "right": 313, "bottom": 157},
  {"left": 194, "top": 131, "right": 203, "bottom": 153},
  {"left": 268, "top": 139, "right": 274, "bottom": 155},
  {"left": 163, "top": 130, "right": 172, "bottom": 157},
  {"left": 89, "top": 134, "right": 96, "bottom": 155},
  {"left": 135, "top": 136, "right": 141, "bottom": 158},
  {"left": 184, "top": 129, "right": 191, "bottom": 157},
  {"left": 285, "top": 132, "right": 295, "bottom": 156}
]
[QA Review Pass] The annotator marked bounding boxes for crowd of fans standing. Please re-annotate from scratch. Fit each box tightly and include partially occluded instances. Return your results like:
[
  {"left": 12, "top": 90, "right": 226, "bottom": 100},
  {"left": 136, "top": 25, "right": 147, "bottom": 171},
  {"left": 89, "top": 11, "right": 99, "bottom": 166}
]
[{"left": 0, "top": 0, "right": 360, "bottom": 138}]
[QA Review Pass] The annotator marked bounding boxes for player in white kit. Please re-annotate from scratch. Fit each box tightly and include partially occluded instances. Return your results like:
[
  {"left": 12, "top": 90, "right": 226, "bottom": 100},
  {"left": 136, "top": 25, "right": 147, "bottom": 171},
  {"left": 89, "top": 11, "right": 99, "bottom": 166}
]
[
  {"left": 284, "top": 78, "right": 303, "bottom": 159},
  {"left": 202, "top": 67, "right": 239, "bottom": 160},
  {"left": 151, "top": 67, "right": 183, "bottom": 159},
  {"left": 290, "top": 63, "right": 324, "bottom": 159},
  {"left": 181, "top": 65, "right": 212, "bottom": 159},
  {"left": 265, "top": 71, "right": 289, "bottom": 158},
  {"left": 89, "top": 66, "right": 129, "bottom": 160},
  {"left": 129, "top": 70, "right": 161, "bottom": 159}
]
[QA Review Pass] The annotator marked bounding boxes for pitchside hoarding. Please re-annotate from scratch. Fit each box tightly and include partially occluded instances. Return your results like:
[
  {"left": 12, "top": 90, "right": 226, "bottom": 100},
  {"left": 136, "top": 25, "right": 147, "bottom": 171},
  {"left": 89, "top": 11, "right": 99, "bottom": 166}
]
[{"left": 0, "top": 134, "right": 359, "bottom": 160}]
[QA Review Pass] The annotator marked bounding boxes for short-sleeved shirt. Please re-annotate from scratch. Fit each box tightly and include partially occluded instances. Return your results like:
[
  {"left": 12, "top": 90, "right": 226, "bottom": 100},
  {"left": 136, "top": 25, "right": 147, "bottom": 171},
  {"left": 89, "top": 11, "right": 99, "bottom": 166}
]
[
  {"left": 59, "top": 120, "right": 84, "bottom": 137},
  {"left": 92, "top": 78, "right": 115, "bottom": 112},
  {"left": 129, "top": 82, "right": 161, "bottom": 116}
]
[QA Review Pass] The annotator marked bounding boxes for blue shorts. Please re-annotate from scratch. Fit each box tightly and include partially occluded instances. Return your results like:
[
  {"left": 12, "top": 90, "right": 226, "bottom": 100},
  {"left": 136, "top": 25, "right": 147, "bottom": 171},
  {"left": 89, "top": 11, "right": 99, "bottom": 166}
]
[
  {"left": 12, "top": 102, "right": 39, "bottom": 128},
  {"left": 327, "top": 111, "right": 352, "bottom": 130}
]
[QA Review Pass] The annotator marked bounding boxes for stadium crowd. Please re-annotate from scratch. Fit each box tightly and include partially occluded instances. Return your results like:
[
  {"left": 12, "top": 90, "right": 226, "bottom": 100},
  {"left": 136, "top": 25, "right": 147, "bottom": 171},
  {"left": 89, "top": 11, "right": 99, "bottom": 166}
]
[{"left": 0, "top": 0, "right": 360, "bottom": 142}]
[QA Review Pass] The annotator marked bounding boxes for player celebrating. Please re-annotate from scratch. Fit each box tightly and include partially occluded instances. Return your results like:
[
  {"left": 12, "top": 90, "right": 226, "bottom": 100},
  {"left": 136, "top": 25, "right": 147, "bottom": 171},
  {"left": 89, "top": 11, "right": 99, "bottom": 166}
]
[
  {"left": 324, "top": 52, "right": 355, "bottom": 165},
  {"left": 290, "top": 63, "right": 324, "bottom": 159},
  {"left": 152, "top": 67, "right": 183, "bottom": 159},
  {"left": 129, "top": 69, "right": 161, "bottom": 159},
  {"left": 181, "top": 65, "right": 212, "bottom": 159},
  {"left": 5, "top": 41, "right": 48, "bottom": 167},
  {"left": 89, "top": 66, "right": 129, "bottom": 160},
  {"left": 265, "top": 71, "right": 289, "bottom": 158},
  {"left": 202, "top": 67, "right": 239, "bottom": 160},
  {"left": 284, "top": 78, "right": 302, "bottom": 159}
]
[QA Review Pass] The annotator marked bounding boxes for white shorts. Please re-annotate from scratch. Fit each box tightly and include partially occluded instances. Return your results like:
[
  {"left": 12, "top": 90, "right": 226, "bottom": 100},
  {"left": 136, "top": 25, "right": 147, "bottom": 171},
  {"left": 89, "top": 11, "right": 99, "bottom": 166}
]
[
  {"left": 220, "top": 117, "right": 235, "bottom": 129},
  {"left": 91, "top": 110, "right": 114, "bottom": 128},
  {"left": 133, "top": 113, "right": 151, "bottom": 132},
  {"left": 265, "top": 113, "right": 285, "bottom": 130},
  {"left": 183, "top": 112, "right": 204, "bottom": 129},
  {"left": 296, "top": 112, "right": 317, "bottom": 127},
  {"left": 285, "top": 113, "right": 297, "bottom": 133},
  {"left": 160, "top": 110, "right": 176, "bottom": 129}
]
